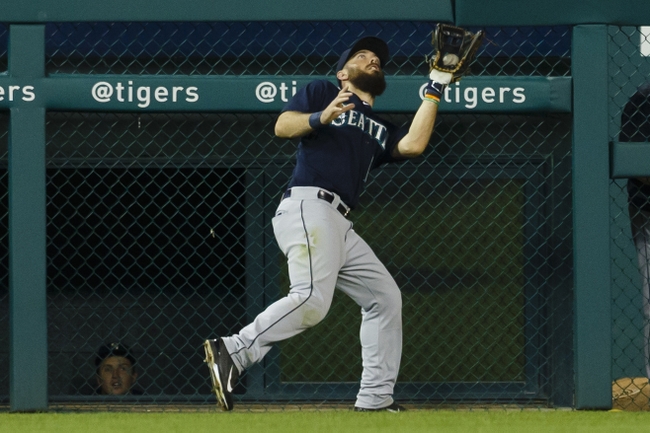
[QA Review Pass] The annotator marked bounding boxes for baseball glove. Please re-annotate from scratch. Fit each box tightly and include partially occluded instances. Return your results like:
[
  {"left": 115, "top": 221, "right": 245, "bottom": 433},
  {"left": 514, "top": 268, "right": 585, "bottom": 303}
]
[
  {"left": 429, "top": 23, "right": 484, "bottom": 83},
  {"left": 612, "top": 377, "right": 650, "bottom": 411}
]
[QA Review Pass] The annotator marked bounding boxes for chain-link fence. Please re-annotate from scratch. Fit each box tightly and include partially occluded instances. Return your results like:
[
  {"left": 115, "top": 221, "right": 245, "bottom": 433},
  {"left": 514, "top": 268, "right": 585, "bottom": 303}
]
[
  {"left": 44, "top": 23, "right": 570, "bottom": 77},
  {"left": 0, "top": 22, "right": 576, "bottom": 409},
  {"left": 40, "top": 22, "right": 574, "bottom": 409},
  {"left": 609, "top": 25, "right": 650, "bottom": 411},
  {"left": 0, "top": 22, "right": 10, "bottom": 403},
  {"left": 0, "top": 114, "right": 8, "bottom": 402},
  {"left": 0, "top": 23, "right": 6, "bottom": 73}
]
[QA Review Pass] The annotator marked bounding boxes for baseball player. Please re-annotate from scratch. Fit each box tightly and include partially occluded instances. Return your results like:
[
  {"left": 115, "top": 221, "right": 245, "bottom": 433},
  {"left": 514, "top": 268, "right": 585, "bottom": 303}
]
[
  {"left": 620, "top": 81, "right": 650, "bottom": 379},
  {"left": 204, "top": 35, "right": 463, "bottom": 412}
]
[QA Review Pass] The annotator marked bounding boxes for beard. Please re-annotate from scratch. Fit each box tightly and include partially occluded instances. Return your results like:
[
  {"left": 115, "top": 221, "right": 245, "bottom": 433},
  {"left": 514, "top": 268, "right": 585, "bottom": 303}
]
[{"left": 347, "top": 67, "right": 387, "bottom": 97}]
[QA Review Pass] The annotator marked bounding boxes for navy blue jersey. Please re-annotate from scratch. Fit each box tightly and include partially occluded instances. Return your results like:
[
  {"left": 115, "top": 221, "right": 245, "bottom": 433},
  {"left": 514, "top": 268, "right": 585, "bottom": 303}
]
[{"left": 281, "top": 79, "right": 407, "bottom": 209}]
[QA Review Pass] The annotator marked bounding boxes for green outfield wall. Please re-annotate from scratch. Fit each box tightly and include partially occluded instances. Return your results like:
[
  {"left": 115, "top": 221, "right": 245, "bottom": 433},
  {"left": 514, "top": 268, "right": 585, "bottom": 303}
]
[{"left": 0, "top": 0, "right": 648, "bottom": 412}]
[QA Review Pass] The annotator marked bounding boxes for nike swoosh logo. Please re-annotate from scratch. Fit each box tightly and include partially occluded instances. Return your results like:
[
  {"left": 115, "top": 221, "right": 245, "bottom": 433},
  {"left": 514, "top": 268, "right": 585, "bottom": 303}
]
[{"left": 227, "top": 367, "right": 235, "bottom": 393}]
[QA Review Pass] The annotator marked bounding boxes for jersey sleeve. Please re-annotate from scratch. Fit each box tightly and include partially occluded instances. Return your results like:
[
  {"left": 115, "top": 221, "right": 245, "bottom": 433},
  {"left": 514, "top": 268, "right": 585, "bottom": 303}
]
[
  {"left": 374, "top": 123, "right": 409, "bottom": 167},
  {"left": 281, "top": 80, "right": 337, "bottom": 114}
]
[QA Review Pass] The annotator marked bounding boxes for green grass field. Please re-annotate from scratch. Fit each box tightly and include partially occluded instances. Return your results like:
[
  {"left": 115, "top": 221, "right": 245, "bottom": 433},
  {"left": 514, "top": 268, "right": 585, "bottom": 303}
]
[{"left": 2, "top": 410, "right": 650, "bottom": 433}]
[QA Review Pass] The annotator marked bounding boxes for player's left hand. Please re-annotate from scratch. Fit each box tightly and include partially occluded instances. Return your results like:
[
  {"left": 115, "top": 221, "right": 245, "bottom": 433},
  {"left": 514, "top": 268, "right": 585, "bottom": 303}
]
[{"left": 429, "top": 23, "right": 484, "bottom": 84}]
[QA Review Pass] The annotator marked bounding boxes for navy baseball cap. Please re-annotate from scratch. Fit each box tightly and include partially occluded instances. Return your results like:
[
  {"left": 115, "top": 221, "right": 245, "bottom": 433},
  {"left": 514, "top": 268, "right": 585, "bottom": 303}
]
[
  {"left": 95, "top": 342, "right": 136, "bottom": 367},
  {"left": 336, "top": 36, "right": 390, "bottom": 74}
]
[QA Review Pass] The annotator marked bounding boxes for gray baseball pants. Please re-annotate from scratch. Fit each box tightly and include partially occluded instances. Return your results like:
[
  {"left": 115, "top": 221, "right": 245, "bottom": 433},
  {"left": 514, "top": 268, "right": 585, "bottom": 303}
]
[
  {"left": 222, "top": 186, "right": 403, "bottom": 409},
  {"left": 631, "top": 206, "right": 650, "bottom": 379}
]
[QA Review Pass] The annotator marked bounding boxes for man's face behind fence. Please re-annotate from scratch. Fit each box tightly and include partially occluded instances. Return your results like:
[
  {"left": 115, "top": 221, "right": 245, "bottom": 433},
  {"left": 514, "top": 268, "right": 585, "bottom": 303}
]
[{"left": 96, "top": 356, "right": 138, "bottom": 395}]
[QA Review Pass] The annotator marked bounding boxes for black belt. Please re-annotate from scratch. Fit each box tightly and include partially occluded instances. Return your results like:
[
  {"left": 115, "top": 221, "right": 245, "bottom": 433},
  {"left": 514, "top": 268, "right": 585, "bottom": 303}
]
[{"left": 283, "top": 188, "right": 350, "bottom": 217}]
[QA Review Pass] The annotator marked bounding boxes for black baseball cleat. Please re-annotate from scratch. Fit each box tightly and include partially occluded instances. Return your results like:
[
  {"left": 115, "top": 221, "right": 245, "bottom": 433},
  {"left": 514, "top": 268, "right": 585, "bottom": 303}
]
[
  {"left": 203, "top": 338, "right": 239, "bottom": 411},
  {"left": 354, "top": 402, "right": 406, "bottom": 412}
]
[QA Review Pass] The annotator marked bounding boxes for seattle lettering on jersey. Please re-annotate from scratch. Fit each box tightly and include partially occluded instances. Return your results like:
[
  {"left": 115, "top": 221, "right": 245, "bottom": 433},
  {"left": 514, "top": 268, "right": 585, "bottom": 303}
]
[{"left": 331, "top": 109, "right": 388, "bottom": 149}]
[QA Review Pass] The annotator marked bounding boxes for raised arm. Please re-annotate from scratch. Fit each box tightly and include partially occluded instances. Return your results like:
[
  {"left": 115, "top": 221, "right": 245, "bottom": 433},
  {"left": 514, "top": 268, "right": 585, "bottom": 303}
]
[
  {"left": 275, "top": 86, "right": 356, "bottom": 138},
  {"left": 392, "top": 97, "right": 440, "bottom": 158},
  {"left": 393, "top": 23, "right": 484, "bottom": 159},
  {"left": 392, "top": 73, "right": 449, "bottom": 159}
]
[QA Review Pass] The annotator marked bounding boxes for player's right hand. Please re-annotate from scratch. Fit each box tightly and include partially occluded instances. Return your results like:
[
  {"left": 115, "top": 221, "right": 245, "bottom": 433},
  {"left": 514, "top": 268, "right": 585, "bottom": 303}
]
[{"left": 320, "top": 86, "right": 355, "bottom": 124}]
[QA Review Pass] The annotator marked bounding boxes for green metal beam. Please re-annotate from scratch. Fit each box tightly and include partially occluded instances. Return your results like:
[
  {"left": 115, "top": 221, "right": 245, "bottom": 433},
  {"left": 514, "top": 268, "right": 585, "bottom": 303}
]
[
  {"left": 610, "top": 141, "right": 650, "bottom": 178},
  {"left": 8, "top": 25, "right": 48, "bottom": 412},
  {"left": 0, "top": 0, "right": 453, "bottom": 22},
  {"left": 456, "top": 0, "right": 650, "bottom": 26},
  {"left": 571, "top": 25, "right": 611, "bottom": 410},
  {"left": 2, "top": 0, "right": 650, "bottom": 25}
]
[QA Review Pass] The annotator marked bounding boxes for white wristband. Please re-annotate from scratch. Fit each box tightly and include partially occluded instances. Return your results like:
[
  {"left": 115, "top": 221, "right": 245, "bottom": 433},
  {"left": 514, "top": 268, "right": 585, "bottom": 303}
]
[{"left": 429, "top": 69, "right": 453, "bottom": 85}]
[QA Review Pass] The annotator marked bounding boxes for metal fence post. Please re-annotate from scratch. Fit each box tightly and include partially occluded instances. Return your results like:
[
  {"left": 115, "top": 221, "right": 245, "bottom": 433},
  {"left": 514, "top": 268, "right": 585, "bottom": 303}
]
[
  {"left": 572, "top": 24, "right": 612, "bottom": 409},
  {"left": 8, "top": 24, "right": 47, "bottom": 411}
]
